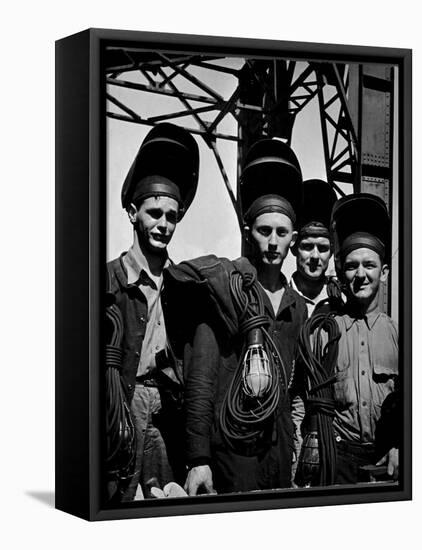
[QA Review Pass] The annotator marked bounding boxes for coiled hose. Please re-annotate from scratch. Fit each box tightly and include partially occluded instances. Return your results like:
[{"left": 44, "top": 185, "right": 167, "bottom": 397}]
[
  {"left": 296, "top": 278, "right": 342, "bottom": 486},
  {"left": 105, "top": 303, "right": 136, "bottom": 491},
  {"left": 219, "top": 271, "right": 290, "bottom": 448}
]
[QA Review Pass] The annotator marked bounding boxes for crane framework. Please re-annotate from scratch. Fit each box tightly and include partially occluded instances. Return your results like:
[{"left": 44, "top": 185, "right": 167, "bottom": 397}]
[{"left": 105, "top": 48, "right": 395, "bottom": 312}]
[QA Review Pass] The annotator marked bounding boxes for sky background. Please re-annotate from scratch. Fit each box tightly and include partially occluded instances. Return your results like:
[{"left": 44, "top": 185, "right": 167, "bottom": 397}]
[
  {"left": 106, "top": 55, "right": 398, "bottom": 318},
  {"left": 107, "top": 59, "right": 327, "bottom": 274}
]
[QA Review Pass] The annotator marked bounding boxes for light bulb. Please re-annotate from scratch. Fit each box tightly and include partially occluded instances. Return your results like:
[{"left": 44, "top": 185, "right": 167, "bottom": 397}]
[{"left": 242, "top": 344, "right": 271, "bottom": 398}]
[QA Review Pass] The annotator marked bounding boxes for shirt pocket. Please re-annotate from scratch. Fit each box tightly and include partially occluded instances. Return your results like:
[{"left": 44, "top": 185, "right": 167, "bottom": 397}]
[
  {"left": 373, "top": 359, "right": 398, "bottom": 379},
  {"left": 371, "top": 325, "right": 398, "bottom": 379},
  {"left": 372, "top": 340, "right": 398, "bottom": 403},
  {"left": 372, "top": 363, "right": 397, "bottom": 420}
]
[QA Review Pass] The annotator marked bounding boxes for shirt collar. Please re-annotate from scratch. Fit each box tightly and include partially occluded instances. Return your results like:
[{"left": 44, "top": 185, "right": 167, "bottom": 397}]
[
  {"left": 260, "top": 274, "right": 298, "bottom": 318},
  {"left": 124, "top": 245, "right": 151, "bottom": 285},
  {"left": 290, "top": 272, "right": 328, "bottom": 305},
  {"left": 343, "top": 308, "right": 382, "bottom": 331},
  {"left": 280, "top": 284, "right": 300, "bottom": 313},
  {"left": 122, "top": 241, "right": 170, "bottom": 288}
]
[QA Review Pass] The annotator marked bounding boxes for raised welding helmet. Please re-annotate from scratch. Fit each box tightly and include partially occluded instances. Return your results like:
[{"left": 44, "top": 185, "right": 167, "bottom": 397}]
[
  {"left": 297, "top": 179, "right": 338, "bottom": 242},
  {"left": 331, "top": 193, "right": 391, "bottom": 266},
  {"left": 121, "top": 122, "right": 199, "bottom": 220},
  {"left": 240, "top": 138, "right": 303, "bottom": 226}
]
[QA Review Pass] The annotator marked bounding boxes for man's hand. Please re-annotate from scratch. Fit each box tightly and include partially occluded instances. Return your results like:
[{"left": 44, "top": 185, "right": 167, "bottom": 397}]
[
  {"left": 376, "top": 447, "right": 399, "bottom": 480},
  {"left": 184, "top": 465, "right": 216, "bottom": 496}
]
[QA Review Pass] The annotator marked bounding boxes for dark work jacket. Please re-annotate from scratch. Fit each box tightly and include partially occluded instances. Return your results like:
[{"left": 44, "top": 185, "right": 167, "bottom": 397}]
[
  {"left": 107, "top": 254, "right": 149, "bottom": 401},
  {"left": 162, "top": 255, "right": 255, "bottom": 353},
  {"left": 164, "top": 256, "right": 308, "bottom": 493}
]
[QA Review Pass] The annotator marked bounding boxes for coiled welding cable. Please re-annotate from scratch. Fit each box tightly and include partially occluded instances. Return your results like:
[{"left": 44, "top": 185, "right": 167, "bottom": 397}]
[
  {"left": 297, "top": 310, "right": 340, "bottom": 486},
  {"left": 219, "top": 271, "right": 290, "bottom": 447},
  {"left": 105, "top": 303, "right": 136, "bottom": 484}
]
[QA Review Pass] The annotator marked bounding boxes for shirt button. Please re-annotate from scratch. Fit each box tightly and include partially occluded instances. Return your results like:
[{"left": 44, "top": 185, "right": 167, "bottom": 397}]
[
  {"left": 135, "top": 352, "right": 140, "bottom": 357},
  {"left": 140, "top": 316, "right": 145, "bottom": 323},
  {"left": 335, "top": 435, "right": 341, "bottom": 442},
  {"left": 361, "top": 341, "right": 365, "bottom": 346},
  {"left": 361, "top": 370, "right": 366, "bottom": 375},
  {"left": 362, "top": 401, "right": 367, "bottom": 407},
  {"left": 157, "top": 320, "right": 161, "bottom": 326}
]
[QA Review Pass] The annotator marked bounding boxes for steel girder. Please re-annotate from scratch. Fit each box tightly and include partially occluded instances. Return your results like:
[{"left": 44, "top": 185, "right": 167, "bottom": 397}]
[{"left": 105, "top": 49, "right": 394, "bottom": 251}]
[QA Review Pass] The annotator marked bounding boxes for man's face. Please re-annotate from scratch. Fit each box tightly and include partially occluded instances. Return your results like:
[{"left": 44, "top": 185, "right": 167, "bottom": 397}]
[
  {"left": 248, "top": 212, "right": 296, "bottom": 267},
  {"left": 129, "top": 195, "right": 179, "bottom": 254},
  {"left": 342, "top": 247, "right": 389, "bottom": 307},
  {"left": 296, "top": 236, "right": 331, "bottom": 281}
]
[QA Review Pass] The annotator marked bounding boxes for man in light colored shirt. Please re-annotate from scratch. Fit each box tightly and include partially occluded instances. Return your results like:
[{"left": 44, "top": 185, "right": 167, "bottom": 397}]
[
  {"left": 106, "top": 123, "right": 199, "bottom": 501},
  {"left": 330, "top": 193, "right": 399, "bottom": 483},
  {"left": 122, "top": 245, "right": 169, "bottom": 379}
]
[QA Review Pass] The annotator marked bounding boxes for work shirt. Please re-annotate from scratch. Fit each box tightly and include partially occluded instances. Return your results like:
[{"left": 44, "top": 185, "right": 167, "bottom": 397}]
[
  {"left": 123, "top": 245, "right": 168, "bottom": 377},
  {"left": 259, "top": 276, "right": 306, "bottom": 392},
  {"left": 290, "top": 272, "right": 328, "bottom": 316},
  {"left": 332, "top": 310, "right": 398, "bottom": 444}
]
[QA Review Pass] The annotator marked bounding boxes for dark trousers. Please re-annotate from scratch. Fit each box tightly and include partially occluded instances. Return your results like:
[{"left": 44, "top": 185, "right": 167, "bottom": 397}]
[
  {"left": 212, "top": 408, "right": 294, "bottom": 493},
  {"left": 335, "top": 439, "right": 376, "bottom": 484}
]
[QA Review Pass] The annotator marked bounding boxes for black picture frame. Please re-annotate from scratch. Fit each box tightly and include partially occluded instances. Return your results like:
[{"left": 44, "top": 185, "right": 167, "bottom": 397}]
[{"left": 55, "top": 28, "right": 412, "bottom": 521}]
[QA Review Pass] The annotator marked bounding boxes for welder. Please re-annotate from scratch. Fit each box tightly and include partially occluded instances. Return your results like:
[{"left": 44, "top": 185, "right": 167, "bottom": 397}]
[
  {"left": 329, "top": 193, "right": 399, "bottom": 483},
  {"left": 289, "top": 179, "right": 338, "bottom": 483},
  {"left": 106, "top": 123, "right": 199, "bottom": 500},
  {"left": 163, "top": 138, "right": 308, "bottom": 495},
  {"left": 293, "top": 192, "right": 399, "bottom": 486},
  {"left": 290, "top": 179, "right": 338, "bottom": 316}
]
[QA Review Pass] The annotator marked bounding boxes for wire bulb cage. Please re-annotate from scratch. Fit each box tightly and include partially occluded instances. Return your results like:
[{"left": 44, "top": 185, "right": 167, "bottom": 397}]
[
  {"left": 242, "top": 343, "right": 272, "bottom": 398},
  {"left": 296, "top": 430, "right": 320, "bottom": 487}
]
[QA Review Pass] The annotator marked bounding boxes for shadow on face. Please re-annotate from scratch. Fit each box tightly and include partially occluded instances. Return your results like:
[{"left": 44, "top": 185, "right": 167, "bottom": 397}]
[
  {"left": 294, "top": 235, "right": 332, "bottom": 280},
  {"left": 341, "top": 247, "right": 389, "bottom": 309},
  {"left": 245, "top": 212, "right": 297, "bottom": 267},
  {"left": 128, "top": 195, "right": 180, "bottom": 254}
]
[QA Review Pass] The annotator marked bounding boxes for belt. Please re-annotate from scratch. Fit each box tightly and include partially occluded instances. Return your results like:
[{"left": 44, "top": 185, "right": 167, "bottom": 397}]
[
  {"left": 135, "top": 370, "right": 159, "bottom": 387},
  {"left": 334, "top": 431, "right": 374, "bottom": 448},
  {"left": 335, "top": 437, "right": 375, "bottom": 454}
]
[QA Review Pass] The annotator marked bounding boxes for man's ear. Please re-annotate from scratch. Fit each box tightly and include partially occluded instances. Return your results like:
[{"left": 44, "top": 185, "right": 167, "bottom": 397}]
[
  {"left": 243, "top": 225, "right": 254, "bottom": 257},
  {"left": 243, "top": 225, "right": 251, "bottom": 243},
  {"left": 127, "top": 203, "right": 138, "bottom": 224},
  {"left": 290, "top": 230, "right": 298, "bottom": 251},
  {"left": 380, "top": 263, "right": 390, "bottom": 283}
]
